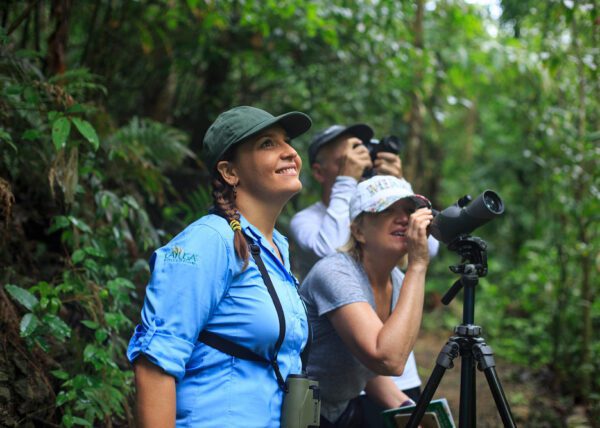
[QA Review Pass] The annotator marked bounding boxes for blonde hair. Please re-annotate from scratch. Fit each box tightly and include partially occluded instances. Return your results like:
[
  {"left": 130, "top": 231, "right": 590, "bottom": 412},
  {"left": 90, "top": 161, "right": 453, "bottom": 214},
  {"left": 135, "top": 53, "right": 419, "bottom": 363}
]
[{"left": 338, "top": 215, "right": 364, "bottom": 261}]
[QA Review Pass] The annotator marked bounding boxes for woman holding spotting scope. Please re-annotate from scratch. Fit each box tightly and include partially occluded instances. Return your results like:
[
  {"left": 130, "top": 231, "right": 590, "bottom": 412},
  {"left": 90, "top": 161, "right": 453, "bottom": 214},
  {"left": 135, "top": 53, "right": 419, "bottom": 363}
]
[
  {"left": 300, "top": 175, "right": 433, "bottom": 427},
  {"left": 128, "top": 106, "right": 312, "bottom": 427}
]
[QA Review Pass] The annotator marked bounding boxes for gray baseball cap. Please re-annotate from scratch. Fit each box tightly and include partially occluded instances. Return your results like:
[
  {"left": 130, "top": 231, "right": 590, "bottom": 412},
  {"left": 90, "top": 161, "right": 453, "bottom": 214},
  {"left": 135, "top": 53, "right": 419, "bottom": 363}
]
[{"left": 308, "top": 123, "right": 373, "bottom": 165}]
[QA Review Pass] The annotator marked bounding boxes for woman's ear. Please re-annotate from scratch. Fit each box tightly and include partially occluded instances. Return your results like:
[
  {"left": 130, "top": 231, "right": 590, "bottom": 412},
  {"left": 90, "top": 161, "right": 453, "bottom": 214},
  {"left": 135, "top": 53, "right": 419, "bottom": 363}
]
[
  {"left": 216, "top": 160, "right": 239, "bottom": 187},
  {"left": 350, "top": 221, "right": 366, "bottom": 244}
]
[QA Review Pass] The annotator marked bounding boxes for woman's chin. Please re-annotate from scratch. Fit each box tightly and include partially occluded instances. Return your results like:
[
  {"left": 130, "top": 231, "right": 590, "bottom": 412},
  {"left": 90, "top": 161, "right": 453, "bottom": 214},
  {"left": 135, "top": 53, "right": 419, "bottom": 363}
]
[
  {"left": 284, "top": 179, "right": 303, "bottom": 195},
  {"left": 385, "top": 244, "right": 408, "bottom": 258},
  {"left": 268, "top": 182, "right": 303, "bottom": 203}
]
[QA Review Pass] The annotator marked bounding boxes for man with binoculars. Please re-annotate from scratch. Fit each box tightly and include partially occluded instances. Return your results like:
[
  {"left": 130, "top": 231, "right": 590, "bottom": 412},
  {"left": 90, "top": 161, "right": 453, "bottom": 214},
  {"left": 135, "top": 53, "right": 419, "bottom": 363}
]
[{"left": 290, "top": 123, "right": 439, "bottom": 427}]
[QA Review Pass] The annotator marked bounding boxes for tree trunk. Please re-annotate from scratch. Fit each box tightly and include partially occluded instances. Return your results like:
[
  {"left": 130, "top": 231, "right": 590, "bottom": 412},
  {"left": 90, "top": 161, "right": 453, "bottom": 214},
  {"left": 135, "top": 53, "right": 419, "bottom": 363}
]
[
  {"left": 592, "top": 0, "right": 600, "bottom": 126},
  {"left": 80, "top": 0, "right": 101, "bottom": 65},
  {"left": 47, "top": 0, "right": 71, "bottom": 75},
  {"left": 550, "top": 234, "right": 569, "bottom": 389},
  {"left": 405, "top": 0, "right": 425, "bottom": 189},
  {"left": 578, "top": 221, "right": 592, "bottom": 403},
  {"left": 6, "top": 1, "right": 37, "bottom": 36},
  {"left": 570, "top": 5, "right": 592, "bottom": 404}
]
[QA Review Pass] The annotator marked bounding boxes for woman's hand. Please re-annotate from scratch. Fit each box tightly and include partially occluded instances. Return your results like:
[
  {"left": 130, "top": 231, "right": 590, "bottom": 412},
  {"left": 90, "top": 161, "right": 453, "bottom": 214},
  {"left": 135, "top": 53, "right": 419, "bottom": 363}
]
[
  {"left": 365, "top": 376, "right": 413, "bottom": 409},
  {"left": 406, "top": 208, "right": 433, "bottom": 268}
]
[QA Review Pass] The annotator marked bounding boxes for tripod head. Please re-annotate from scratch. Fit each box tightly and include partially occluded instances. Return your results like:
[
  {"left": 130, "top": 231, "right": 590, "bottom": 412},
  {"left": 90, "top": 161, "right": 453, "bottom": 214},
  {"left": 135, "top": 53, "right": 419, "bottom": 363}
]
[{"left": 441, "top": 235, "right": 488, "bottom": 306}]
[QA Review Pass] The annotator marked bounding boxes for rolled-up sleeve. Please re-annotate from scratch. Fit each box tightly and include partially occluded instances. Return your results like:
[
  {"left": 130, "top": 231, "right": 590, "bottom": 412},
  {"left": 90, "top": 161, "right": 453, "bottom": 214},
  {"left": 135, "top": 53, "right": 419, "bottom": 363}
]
[{"left": 127, "top": 224, "right": 233, "bottom": 381}]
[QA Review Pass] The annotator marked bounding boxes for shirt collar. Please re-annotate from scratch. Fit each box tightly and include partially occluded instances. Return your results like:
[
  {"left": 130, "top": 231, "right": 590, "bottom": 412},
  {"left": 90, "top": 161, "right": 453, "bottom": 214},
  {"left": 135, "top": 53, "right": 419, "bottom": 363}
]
[
  {"left": 239, "top": 214, "right": 258, "bottom": 240},
  {"left": 238, "top": 215, "right": 290, "bottom": 268}
]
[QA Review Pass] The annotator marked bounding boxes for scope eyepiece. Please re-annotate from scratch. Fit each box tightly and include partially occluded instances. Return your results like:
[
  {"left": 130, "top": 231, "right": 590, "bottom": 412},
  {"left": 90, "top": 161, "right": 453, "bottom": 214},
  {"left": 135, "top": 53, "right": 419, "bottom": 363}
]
[{"left": 482, "top": 190, "right": 503, "bottom": 214}]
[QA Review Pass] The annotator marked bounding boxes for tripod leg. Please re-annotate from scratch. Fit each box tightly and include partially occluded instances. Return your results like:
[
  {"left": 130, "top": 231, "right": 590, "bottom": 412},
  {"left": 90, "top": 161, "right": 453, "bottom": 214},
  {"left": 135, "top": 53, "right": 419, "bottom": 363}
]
[
  {"left": 458, "top": 352, "right": 476, "bottom": 428},
  {"left": 473, "top": 343, "right": 517, "bottom": 428},
  {"left": 405, "top": 341, "right": 460, "bottom": 428}
]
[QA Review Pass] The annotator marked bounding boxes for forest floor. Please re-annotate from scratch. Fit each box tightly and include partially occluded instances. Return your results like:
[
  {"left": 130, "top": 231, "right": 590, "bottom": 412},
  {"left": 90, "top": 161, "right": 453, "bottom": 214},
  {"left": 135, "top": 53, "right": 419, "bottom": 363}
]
[{"left": 414, "top": 324, "right": 594, "bottom": 428}]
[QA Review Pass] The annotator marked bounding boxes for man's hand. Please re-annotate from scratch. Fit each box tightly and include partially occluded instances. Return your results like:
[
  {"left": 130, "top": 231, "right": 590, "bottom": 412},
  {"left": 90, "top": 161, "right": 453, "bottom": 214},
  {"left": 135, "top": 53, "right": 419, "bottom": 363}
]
[
  {"left": 338, "top": 138, "right": 372, "bottom": 180},
  {"left": 374, "top": 152, "right": 402, "bottom": 178}
]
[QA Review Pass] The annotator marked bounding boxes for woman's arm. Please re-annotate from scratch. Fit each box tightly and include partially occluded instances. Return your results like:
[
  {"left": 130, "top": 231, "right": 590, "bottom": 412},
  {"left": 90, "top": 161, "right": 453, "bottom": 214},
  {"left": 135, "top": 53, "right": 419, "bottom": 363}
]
[
  {"left": 364, "top": 376, "right": 412, "bottom": 409},
  {"left": 328, "top": 209, "right": 432, "bottom": 375},
  {"left": 134, "top": 356, "right": 176, "bottom": 428}
]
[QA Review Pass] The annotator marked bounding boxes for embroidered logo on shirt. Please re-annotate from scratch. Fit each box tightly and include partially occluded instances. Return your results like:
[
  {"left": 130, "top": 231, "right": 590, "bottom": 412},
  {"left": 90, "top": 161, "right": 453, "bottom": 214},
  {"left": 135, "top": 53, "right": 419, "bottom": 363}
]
[{"left": 165, "top": 246, "right": 199, "bottom": 265}]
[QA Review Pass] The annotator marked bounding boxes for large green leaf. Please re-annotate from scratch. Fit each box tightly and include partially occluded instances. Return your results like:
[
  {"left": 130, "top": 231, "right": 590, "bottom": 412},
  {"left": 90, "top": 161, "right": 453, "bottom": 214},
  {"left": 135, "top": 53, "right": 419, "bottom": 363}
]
[
  {"left": 81, "top": 320, "right": 100, "bottom": 330},
  {"left": 68, "top": 216, "right": 92, "bottom": 233},
  {"left": 51, "top": 370, "right": 70, "bottom": 380},
  {"left": 20, "top": 313, "right": 40, "bottom": 337},
  {"left": 47, "top": 215, "right": 71, "bottom": 234},
  {"left": 0, "top": 127, "right": 17, "bottom": 151},
  {"left": 71, "top": 417, "right": 92, "bottom": 427},
  {"left": 71, "top": 249, "right": 86, "bottom": 264},
  {"left": 83, "top": 246, "right": 106, "bottom": 258},
  {"left": 43, "top": 314, "right": 71, "bottom": 341},
  {"left": 5, "top": 284, "right": 39, "bottom": 310},
  {"left": 52, "top": 117, "right": 71, "bottom": 151},
  {"left": 72, "top": 117, "right": 100, "bottom": 151}
]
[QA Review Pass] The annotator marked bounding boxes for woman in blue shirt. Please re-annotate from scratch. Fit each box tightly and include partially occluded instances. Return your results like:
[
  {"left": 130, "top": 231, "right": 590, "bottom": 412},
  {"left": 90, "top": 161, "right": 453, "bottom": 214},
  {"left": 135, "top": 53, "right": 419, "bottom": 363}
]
[{"left": 128, "top": 106, "right": 312, "bottom": 427}]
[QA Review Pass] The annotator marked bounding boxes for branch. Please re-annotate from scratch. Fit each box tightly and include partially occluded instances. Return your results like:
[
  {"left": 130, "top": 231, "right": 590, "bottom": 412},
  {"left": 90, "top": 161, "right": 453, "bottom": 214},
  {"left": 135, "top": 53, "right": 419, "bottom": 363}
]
[{"left": 7, "top": 0, "right": 39, "bottom": 36}]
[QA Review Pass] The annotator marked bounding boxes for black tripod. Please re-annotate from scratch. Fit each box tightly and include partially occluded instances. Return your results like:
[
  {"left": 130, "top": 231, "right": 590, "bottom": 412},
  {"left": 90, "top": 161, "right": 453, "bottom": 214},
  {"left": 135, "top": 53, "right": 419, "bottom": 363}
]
[{"left": 405, "top": 236, "right": 516, "bottom": 428}]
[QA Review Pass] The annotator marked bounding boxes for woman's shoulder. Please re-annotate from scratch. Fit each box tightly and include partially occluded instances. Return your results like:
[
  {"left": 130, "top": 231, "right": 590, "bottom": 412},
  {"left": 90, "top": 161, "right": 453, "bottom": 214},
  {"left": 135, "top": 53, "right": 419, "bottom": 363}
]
[
  {"left": 162, "top": 214, "right": 233, "bottom": 253},
  {"left": 300, "top": 252, "right": 368, "bottom": 309},
  {"left": 188, "top": 212, "right": 228, "bottom": 229},
  {"left": 185, "top": 213, "right": 232, "bottom": 236},
  {"left": 314, "top": 251, "right": 353, "bottom": 270},
  {"left": 305, "top": 252, "right": 359, "bottom": 282}
]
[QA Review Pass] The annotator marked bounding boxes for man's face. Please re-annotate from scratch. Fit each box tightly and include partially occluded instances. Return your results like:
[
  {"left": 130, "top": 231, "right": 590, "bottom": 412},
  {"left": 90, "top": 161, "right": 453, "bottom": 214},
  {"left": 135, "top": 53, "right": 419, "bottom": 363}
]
[{"left": 311, "top": 134, "right": 363, "bottom": 190}]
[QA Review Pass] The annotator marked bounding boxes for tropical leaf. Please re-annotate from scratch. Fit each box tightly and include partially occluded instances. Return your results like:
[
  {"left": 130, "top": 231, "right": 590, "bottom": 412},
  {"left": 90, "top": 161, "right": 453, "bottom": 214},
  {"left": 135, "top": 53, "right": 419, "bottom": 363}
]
[
  {"left": 72, "top": 118, "right": 100, "bottom": 151},
  {"left": 52, "top": 117, "right": 71, "bottom": 151},
  {"left": 5, "top": 284, "right": 39, "bottom": 311}
]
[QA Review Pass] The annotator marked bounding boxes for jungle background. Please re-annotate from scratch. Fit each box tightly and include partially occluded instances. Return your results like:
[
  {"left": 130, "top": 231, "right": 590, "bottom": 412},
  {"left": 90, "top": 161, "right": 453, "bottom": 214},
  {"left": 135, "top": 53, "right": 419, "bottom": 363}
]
[{"left": 0, "top": 0, "right": 598, "bottom": 426}]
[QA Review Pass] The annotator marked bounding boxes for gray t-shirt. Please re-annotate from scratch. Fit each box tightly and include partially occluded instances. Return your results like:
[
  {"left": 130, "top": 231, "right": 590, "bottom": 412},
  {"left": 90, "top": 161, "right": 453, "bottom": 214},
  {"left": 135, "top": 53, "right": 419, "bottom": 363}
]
[{"left": 299, "top": 252, "right": 403, "bottom": 422}]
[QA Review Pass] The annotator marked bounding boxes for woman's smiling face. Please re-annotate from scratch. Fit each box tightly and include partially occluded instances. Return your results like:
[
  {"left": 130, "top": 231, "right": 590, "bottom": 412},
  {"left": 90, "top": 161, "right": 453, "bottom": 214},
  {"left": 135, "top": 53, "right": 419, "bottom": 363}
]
[
  {"left": 354, "top": 198, "right": 416, "bottom": 256},
  {"left": 227, "top": 125, "right": 303, "bottom": 202}
]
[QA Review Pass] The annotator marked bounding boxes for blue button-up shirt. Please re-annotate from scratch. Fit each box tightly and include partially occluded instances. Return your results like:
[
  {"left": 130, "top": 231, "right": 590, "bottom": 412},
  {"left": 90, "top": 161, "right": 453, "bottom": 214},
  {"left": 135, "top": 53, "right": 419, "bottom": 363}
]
[{"left": 127, "top": 214, "right": 308, "bottom": 427}]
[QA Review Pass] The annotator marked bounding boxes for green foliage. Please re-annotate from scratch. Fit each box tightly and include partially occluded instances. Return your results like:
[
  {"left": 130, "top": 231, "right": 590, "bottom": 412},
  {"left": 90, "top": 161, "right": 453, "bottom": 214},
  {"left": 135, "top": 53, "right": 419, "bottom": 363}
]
[
  {"left": 165, "top": 185, "right": 213, "bottom": 231},
  {"left": 1, "top": 18, "right": 194, "bottom": 424},
  {"left": 0, "top": 0, "right": 598, "bottom": 425},
  {"left": 104, "top": 117, "right": 194, "bottom": 205}
]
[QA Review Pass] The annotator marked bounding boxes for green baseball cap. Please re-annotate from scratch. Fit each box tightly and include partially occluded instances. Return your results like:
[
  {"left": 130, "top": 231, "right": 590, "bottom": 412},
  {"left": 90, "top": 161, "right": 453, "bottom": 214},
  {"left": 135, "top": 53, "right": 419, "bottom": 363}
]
[{"left": 203, "top": 106, "right": 312, "bottom": 170}]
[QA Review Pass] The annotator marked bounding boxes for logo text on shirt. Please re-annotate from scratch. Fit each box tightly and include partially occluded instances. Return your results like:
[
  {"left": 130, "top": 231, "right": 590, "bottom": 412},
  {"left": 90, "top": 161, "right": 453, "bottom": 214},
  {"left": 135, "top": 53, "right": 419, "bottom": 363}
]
[{"left": 165, "top": 246, "right": 199, "bottom": 265}]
